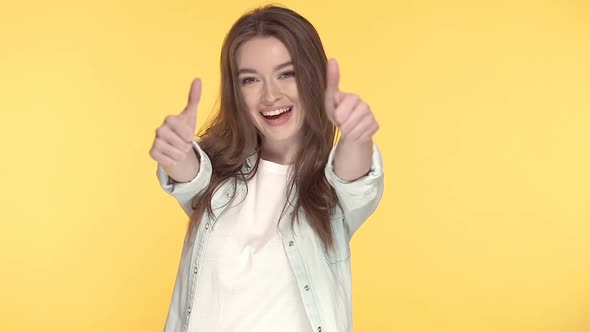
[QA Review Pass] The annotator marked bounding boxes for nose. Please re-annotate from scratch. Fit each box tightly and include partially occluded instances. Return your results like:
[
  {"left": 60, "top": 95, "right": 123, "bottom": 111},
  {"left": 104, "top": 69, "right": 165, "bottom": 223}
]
[{"left": 262, "top": 80, "right": 280, "bottom": 104}]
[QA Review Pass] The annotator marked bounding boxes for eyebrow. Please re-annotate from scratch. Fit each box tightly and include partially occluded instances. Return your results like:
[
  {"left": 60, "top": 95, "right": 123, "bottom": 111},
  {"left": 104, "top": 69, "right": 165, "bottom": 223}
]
[{"left": 237, "top": 61, "right": 293, "bottom": 75}]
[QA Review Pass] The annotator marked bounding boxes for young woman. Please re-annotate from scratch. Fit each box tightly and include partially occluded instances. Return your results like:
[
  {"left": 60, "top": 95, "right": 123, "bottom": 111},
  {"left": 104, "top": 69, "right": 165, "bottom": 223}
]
[{"left": 149, "top": 5, "right": 384, "bottom": 332}]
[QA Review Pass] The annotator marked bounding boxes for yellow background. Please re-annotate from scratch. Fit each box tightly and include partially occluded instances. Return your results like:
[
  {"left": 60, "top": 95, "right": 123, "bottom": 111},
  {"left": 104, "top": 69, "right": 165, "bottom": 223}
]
[{"left": 1, "top": 0, "right": 589, "bottom": 331}]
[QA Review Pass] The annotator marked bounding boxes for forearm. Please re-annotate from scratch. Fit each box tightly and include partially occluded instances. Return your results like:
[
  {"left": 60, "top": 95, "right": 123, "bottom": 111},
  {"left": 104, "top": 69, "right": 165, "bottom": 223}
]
[
  {"left": 332, "top": 138, "right": 373, "bottom": 182},
  {"left": 160, "top": 148, "right": 200, "bottom": 183}
]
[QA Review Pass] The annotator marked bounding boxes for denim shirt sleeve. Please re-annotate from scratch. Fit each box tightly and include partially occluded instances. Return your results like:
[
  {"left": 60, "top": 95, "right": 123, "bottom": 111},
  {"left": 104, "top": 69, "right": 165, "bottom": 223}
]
[
  {"left": 324, "top": 141, "right": 385, "bottom": 240},
  {"left": 156, "top": 140, "right": 213, "bottom": 217}
]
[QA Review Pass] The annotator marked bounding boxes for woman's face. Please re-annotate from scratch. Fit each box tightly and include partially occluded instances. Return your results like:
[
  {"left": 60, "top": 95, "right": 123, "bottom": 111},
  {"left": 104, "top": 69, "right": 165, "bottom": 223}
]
[{"left": 236, "top": 36, "right": 304, "bottom": 147}]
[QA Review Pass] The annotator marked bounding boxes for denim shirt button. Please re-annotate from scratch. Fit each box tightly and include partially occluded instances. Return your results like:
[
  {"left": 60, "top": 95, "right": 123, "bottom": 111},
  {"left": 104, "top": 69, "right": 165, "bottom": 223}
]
[
  {"left": 205, "top": 223, "right": 210, "bottom": 230},
  {"left": 288, "top": 241, "right": 294, "bottom": 247},
  {"left": 318, "top": 327, "right": 322, "bottom": 332},
  {"left": 304, "top": 285, "right": 310, "bottom": 291},
  {"left": 194, "top": 267, "right": 198, "bottom": 274}
]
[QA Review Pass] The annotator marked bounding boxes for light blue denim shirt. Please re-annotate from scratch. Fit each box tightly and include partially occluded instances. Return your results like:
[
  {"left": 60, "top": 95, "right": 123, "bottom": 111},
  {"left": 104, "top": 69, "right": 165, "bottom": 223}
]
[{"left": 157, "top": 141, "right": 384, "bottom": 332}]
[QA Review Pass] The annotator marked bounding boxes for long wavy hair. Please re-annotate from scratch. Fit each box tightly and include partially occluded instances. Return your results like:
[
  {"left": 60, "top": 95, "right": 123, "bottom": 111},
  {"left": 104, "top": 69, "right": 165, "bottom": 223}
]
[{"left": 189, "top": 5, "right": 339, "bottom": 250}]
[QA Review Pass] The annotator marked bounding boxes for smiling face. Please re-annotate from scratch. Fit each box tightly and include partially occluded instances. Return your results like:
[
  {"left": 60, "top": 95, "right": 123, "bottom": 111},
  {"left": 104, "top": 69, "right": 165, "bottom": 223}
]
[{"left": 236, "top": 36, "right": 304, "bottom": 149}]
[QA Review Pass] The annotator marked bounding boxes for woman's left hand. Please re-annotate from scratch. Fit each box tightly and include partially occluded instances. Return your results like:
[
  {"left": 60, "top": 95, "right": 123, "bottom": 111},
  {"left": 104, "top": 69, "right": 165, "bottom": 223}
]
[{"left": 324, "top": 58, "right": 379, "bottom": 143}]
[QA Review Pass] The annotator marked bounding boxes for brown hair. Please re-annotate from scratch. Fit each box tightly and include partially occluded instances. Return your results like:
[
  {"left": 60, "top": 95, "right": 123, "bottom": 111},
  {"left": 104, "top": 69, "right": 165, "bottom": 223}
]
[{"left": 189, "top": 5, "right": 338, "bottom": 250}]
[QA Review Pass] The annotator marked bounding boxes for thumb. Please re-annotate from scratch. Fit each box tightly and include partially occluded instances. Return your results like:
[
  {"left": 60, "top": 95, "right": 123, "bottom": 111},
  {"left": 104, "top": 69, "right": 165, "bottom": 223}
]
[
  {"left": 180, "top": 77, "right": 202, "bottom": 130},
  {"left": 325, "top": 58, "right": 340, "bottom": 122}
]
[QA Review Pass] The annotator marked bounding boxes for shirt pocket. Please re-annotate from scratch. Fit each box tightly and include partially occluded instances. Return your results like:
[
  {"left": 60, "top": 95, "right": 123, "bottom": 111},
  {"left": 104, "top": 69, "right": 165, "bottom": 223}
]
[{"left": 322, "top": 208, "right": 351, "bottom": 264}]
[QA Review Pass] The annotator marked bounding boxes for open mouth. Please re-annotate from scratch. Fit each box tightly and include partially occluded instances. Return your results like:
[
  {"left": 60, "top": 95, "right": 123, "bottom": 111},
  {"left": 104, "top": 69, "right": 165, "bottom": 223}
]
[
  {"left": 261, "top": 106, "right": 293, "bottom": 120},
  {"left": 260, "top": 106, "right": 293, "bottom": 127}
]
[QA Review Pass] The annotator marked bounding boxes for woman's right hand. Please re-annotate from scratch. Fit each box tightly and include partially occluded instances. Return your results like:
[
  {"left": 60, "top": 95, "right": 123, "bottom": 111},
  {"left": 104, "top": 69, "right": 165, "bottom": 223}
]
[{"left": 149, "top": 78, "right": 202, "bottom": 182}]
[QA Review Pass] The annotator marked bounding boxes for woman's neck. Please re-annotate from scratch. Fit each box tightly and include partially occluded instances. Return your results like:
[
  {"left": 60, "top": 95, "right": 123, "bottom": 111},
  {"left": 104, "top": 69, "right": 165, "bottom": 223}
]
[{"left": 260, "top": 138, "right": 301, "bottom": 165}]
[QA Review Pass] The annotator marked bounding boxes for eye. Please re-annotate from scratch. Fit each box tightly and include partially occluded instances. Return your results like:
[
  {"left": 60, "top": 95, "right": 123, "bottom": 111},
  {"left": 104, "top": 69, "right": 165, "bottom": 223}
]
[
  {"left": 241, "top": 77, "right": 257, "bottom": 85},
  {"left": 279, "top": 70, "right": 295, "bottom": 79}
]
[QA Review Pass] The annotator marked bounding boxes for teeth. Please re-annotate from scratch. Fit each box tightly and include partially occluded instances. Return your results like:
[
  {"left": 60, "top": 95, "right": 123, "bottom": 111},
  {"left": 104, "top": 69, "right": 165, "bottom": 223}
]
[{"left": 262, "top": 107, "right": 290, "bottom": 116}]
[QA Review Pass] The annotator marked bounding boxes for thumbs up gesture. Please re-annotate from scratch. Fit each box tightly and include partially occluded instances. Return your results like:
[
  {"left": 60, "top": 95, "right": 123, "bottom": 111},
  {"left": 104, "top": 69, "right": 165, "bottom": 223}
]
[
  {"left": 325, "top": 59, "right": 379, "bottom": 181},
  {"left": 325, "top": 59, "right": 379, "bottom": 143},
  {"left": 149, "top": 78, "right": 202, "bottom": 181}
]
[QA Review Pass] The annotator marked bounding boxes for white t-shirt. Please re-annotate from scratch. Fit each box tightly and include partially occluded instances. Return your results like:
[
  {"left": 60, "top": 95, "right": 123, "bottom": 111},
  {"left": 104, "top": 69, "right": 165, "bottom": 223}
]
[{"left": 188, "top": 159, "right": 311, "bottom": 331}]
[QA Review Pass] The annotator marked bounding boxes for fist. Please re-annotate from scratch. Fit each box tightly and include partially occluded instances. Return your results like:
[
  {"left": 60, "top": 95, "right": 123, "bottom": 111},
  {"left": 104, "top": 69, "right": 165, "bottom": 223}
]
[
  {"left": 149, "top": 78, "right": 201, "bottom": 168},
  {"left": 325, "top": 59, "right": 379, "bottom": 143}
]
